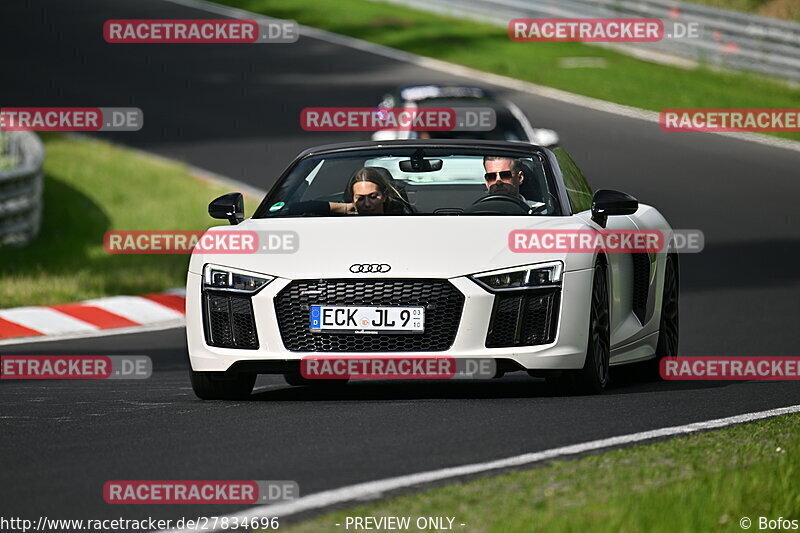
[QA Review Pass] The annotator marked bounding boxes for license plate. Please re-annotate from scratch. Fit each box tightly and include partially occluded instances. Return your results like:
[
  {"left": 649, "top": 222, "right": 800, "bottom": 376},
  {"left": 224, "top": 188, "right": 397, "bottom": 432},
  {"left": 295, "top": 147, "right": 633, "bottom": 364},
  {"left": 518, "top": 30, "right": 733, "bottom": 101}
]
[{"left": 309, "top": 306, "right": 424, "bottom": 333}]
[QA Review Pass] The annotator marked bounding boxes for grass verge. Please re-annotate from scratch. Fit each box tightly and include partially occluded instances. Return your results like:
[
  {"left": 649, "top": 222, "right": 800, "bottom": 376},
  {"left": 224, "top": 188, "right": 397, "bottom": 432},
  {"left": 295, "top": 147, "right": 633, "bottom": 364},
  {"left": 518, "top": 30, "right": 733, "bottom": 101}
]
[
  {"left": 0, "top": 134, "right": 249, "bottom": 308},
  {"left": 215, "top": 0, "right": 800, "bottom": 141},
  {"left": 275, "top": 412, "right": 800, "bottom": 533}
]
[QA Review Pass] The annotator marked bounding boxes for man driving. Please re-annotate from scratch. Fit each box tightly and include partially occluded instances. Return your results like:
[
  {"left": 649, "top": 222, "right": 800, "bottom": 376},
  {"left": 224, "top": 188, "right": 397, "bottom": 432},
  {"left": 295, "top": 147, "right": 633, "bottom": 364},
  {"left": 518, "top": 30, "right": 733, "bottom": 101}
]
[{"left": 482, "top": 156, "right": 544, "bottom": 210}]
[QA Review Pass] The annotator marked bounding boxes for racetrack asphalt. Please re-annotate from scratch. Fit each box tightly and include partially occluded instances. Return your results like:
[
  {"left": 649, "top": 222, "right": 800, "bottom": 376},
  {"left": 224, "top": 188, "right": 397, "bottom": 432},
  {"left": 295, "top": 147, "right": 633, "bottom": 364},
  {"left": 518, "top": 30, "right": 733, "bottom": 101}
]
[{"left": 1, "top": 0, "right": 800, "bottom": 524}]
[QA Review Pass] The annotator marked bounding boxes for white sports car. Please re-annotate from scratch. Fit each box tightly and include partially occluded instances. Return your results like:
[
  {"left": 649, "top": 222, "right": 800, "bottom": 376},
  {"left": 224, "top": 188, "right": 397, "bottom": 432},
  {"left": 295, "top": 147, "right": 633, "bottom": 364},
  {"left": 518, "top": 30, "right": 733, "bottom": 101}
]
[{"left": 186, "top": 140, "right": 679, "bottom": 399}]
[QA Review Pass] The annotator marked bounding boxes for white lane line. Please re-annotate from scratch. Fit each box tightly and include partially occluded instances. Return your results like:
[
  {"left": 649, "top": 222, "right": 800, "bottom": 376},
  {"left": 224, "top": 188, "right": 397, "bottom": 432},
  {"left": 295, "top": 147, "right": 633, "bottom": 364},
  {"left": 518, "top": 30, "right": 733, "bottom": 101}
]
[
  {"left": 0, "top": 307, "right": 98, "bottom": 335},
  {"left": 161, "top": 0, "right": 800, "bottom": 154},
  {"left": 65, "top": 133, "right": 267, "bottom": 199},
  {"left": 161, "top": 403, "right": 800, "bottom": 532},
  {"left": 188, "top": 164, "right": 267, "bottom": 199}
]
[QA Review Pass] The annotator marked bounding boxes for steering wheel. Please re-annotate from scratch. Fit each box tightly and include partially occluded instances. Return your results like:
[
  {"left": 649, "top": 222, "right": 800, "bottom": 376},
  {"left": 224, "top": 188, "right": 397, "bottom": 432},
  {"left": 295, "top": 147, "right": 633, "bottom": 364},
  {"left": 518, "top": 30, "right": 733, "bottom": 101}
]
[{"left": 468, "top": 194, "right": 532, "bottom": 214}]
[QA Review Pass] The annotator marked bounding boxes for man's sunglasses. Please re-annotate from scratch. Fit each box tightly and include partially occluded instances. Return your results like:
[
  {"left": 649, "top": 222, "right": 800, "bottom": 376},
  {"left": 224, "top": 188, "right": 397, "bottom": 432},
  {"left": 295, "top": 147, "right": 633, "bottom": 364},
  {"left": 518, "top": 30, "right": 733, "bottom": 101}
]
[{"left": 484, "top": 170, "right": 513, "bottom": 181}]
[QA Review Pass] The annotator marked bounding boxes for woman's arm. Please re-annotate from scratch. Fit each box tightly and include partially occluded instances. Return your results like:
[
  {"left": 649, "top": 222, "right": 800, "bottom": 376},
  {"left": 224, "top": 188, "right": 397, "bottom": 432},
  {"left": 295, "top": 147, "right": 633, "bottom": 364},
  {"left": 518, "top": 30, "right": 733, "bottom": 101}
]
[
  {"left": 283, "top": 200, "right": 355, "bottom": 216},
  {"left": 328, "top": 202, "right": 356, "bottom": 215}
]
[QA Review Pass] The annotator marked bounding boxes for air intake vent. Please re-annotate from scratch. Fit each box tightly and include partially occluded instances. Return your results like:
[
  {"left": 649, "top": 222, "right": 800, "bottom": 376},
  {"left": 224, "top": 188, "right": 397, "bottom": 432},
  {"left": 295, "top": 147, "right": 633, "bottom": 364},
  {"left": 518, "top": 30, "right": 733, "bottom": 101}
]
[
  {"left": 486, "top": 288, "right": 560, "bottom": 348},
  {"left": 203, "top": 292, "right": 259, "bottom": 349}
]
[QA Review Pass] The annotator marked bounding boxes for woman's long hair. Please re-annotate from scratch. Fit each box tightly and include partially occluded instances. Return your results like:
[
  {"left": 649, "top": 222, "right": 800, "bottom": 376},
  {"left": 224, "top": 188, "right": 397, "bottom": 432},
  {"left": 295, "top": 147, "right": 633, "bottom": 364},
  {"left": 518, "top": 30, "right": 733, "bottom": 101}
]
[{"left": 345, "top": 167, "right": 413, "bottom": 214}]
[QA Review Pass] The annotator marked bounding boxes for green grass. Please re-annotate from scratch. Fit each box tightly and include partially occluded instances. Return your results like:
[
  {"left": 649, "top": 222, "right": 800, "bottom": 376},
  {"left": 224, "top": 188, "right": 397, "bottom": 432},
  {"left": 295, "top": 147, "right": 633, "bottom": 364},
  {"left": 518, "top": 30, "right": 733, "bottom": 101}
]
[
  {"left": 0, "top": 134, "right": 251, "bottom": 308},
  {"left": 215, "top": 0, "right": 800, "bottom": 141},
  {"left": 275, "top": 413, "right": 800, "bottom": 533}
]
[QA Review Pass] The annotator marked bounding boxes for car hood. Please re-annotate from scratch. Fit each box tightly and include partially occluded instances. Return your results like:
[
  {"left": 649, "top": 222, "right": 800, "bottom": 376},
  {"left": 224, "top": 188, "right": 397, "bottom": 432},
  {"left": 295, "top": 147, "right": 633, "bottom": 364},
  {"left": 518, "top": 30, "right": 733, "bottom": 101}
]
[{"left": 188, "top": 216, "right": 598, "bottom": 279}]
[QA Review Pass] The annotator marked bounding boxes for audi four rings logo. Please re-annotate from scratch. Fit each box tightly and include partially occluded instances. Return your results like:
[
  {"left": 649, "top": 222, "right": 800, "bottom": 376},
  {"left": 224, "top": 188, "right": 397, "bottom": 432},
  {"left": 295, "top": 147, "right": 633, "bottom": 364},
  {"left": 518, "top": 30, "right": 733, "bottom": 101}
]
[{"left": 349, "top": 263, "right": 391, "bottom": 273}]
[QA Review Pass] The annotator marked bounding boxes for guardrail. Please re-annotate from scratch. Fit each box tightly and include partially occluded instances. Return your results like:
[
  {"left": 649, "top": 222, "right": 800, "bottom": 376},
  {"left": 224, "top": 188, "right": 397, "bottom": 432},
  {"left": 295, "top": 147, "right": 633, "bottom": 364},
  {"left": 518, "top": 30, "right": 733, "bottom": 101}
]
[
  {"left": 0, "top": 131, "right": 45, "bottom": 247},
  {"left": 380, "top": 0, "right": 800, "bottom": 82}
]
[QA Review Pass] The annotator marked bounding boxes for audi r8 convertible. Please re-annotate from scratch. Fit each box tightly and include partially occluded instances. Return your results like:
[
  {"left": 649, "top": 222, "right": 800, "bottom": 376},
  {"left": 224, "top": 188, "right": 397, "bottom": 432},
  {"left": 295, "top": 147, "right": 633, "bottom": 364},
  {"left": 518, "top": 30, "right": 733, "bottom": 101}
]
[{"left": 186, "top": 140, "right": 679, "bottom": 399}]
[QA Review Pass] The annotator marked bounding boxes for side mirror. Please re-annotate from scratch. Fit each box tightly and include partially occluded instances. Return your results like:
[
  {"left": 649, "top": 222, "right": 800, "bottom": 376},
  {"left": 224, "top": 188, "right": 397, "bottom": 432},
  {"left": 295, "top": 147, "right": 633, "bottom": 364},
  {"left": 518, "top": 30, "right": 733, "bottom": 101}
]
[
  {"left": 371, "top": 130, "right": 398, "bottom": 141},
  {"left": 530, "top": 128, "right": 559, "bottom": 147},
  {"left": 591, "top": 189, "right": 638, "bottom": 228},
  {"left": 209, "top": 192, "right": 244, "bottom": 225}
]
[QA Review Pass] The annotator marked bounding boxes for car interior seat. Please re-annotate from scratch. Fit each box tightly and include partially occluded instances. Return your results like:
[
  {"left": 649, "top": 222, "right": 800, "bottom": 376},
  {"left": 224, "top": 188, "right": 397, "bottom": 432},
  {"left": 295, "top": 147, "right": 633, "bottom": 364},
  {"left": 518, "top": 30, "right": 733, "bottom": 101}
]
[{"left": 518, "top": 159, "right": 554, "bottom": 213}]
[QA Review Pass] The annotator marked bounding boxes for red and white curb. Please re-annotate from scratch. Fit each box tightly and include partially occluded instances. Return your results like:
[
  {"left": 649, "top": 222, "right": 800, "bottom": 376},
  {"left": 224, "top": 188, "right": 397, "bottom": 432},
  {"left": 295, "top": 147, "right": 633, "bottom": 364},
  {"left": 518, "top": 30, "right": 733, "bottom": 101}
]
[{"left": 0, "top": 289, "right": 186, "bottom": 345}]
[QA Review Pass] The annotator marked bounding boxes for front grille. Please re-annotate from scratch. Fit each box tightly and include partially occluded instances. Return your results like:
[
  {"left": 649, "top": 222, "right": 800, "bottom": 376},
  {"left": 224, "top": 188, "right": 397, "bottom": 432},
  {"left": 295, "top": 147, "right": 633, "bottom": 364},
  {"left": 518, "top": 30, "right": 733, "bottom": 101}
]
[
  {"left": 275, "top": 279, "right": 465, "bottom": 352},
  {"left": 203, "top": 292, "right": 259, "bottom": 349},
  {"left": 631, "top": 253, "right": 650, "bottom": 323},
  {"left": 486, "top": 288, "right": 560, "bottom": 347}
]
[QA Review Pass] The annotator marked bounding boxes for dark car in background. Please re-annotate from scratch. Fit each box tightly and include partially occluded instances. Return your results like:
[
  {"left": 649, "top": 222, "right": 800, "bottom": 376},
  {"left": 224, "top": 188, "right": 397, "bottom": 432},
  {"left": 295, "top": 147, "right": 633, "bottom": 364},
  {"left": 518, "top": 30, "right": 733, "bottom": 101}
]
[{"left": 371, "top": 84, "right": 559, "bottom": 146}]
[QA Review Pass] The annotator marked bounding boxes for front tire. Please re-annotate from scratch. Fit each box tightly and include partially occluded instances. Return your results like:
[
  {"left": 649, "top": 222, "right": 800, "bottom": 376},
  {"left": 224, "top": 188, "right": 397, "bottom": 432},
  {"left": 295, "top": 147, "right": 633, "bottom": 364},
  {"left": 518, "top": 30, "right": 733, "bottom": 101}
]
[
  {"left": 652, "top": 254, "right": 679, "bottom": 378},
  {"left": 190, "top": 370, "right": 256, "bottom": 400},
  {"left": 575, "top": 261, "right": 611, "bottom": 394}
]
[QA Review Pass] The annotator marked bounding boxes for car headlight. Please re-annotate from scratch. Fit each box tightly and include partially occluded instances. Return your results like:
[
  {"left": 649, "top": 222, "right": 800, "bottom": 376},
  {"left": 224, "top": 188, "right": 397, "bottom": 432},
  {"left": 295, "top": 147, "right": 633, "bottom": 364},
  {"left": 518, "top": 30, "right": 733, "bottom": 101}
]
[
  {"left": 471, "top": 261, "right": 563, "bottom": 292},
  {"left": 202, "top": 264, "right": 274, "bottom": 293}
]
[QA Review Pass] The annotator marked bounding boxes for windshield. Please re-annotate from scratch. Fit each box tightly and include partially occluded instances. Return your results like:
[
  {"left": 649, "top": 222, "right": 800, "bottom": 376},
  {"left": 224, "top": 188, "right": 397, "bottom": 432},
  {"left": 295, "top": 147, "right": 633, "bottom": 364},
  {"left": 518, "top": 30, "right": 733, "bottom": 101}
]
[{"left": 254, "top": 146, "right": 563, "bottom": 218}]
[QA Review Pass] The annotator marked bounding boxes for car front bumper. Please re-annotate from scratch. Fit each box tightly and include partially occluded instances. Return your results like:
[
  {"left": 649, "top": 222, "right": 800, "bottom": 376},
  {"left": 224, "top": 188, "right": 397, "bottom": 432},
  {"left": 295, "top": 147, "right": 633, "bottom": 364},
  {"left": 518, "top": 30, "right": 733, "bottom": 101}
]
[{"left": 186, "top": 269, "right": 593, "bottom": 373}]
